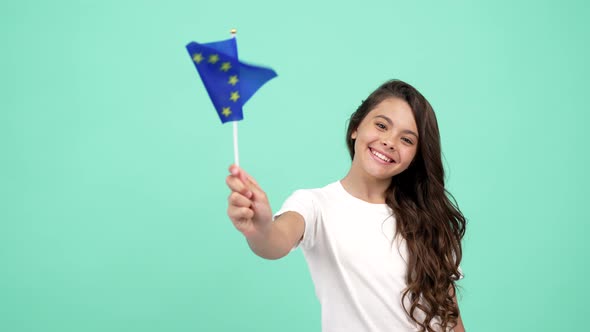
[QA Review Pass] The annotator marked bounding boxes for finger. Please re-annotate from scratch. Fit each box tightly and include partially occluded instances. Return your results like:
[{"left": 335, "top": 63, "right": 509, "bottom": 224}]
[
  {"left": 228, "top": 206, "right": 254, "bottom": 221},
  {"left": 229, "top": 165, "right": 261, "bottom": 189},
  {"left": 247, "top": 180, "right": 268, "bottom": 203},
  {"left": 228, "top": 164, "right": 239, "bottom": 176},
  {"left": 238, "top": 173, "right": 266, "bottom": 201},
  {"left": 240, "top": 168, "right": 260, "bottom": 187},
  {"left": 227, "top": 165, "right": 256, "bottom": 197},
  {"left": 225, "top": 175, "right": 253, "bottom": 198},
  {"left": 228, "top": 192, "right": 252, "bottom": 208}
]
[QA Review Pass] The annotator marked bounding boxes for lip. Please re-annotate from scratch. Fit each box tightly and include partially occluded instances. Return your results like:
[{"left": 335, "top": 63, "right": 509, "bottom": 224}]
[{"left": 369, "top": 147, "right": 396, "bottom": 164}]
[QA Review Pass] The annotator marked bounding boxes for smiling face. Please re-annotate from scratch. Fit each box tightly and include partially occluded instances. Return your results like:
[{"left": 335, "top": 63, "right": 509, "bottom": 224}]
[{"left": 350, "top": 97, "right": 419, "bottom": 182}]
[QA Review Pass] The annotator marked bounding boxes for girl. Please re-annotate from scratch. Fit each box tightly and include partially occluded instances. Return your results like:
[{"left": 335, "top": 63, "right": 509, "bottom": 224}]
[{"left": 225, "top": 80, "right": 466, "bottom": 332}]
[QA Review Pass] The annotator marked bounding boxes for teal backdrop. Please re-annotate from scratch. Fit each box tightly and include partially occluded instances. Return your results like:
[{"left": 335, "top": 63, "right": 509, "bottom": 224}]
[{"left": 2, "top": 0, "right": 589, "bottom": 331}]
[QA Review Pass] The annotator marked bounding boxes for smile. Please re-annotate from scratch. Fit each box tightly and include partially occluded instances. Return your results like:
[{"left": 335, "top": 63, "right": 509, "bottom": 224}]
[{"left": 369, "top": 148, "right": 394, "bottom": 163}]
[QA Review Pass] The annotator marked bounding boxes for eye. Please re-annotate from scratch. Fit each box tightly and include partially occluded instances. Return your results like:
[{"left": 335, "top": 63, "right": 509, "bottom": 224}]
[
  {"left": 402, "top": 137, "right": 414, "bottom": 145},
  {"left": 375, "top": 122, "right": 387, "bottom": 130}
]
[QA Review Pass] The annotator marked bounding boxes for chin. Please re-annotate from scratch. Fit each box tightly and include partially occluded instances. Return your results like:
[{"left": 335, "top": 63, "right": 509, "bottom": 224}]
[{"left": 366, "top": 168, "right": 400, "bottom": 181}]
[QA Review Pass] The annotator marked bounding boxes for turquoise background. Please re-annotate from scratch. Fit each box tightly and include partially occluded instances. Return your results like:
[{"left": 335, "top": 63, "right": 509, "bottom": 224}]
[{"left": 2, "top": 0, "right": 589, "bottom": 331}]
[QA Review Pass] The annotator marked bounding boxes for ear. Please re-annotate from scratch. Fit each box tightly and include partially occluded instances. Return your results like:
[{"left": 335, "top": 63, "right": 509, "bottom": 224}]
[{"left": 351, "top": 130, "right": 357, "bottom": 140}]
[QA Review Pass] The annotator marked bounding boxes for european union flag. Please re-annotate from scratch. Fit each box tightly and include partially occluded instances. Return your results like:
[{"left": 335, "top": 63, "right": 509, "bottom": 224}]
[{"left": 186, "top": 38, "right": 277, "bottom": 124}]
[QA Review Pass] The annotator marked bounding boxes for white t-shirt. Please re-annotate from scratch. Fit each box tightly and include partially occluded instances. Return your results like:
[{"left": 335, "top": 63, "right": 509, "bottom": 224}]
[{"left": 275, "top": 181, "right": 455, "bottom": 332}]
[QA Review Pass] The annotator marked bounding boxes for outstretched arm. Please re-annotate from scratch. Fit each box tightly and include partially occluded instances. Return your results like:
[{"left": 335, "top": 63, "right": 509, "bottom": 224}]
[{"left": 226, "top": 165, "right": 305, "bottom": 259}]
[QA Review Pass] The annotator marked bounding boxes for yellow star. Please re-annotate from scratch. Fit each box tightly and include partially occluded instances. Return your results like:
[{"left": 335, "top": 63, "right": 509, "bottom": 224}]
[
  {"left": 221, "top": 107, "right": 232, "bottom": 117},
  {"left": 192, "top": 53, "right": 203, "bottom": 64},
  {"left": 228, "top": 75, "right": 239, "bottom": 86},
  {"left": 220, "top": 62, "right": 231, "bottom": 72},
  {"left": 208, "top": 54, "right": 219, "bottom": 64},
  {"left": 230, "top": 91, "right": 240, "bottom": 102}
]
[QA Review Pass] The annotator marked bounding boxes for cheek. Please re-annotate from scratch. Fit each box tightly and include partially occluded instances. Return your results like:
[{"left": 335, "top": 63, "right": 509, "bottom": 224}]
[
  {"left": 353, "top": 132, "right": 367, "bottom": 149},
  {"left": 402, "top": 148, "right": 418, "bottom": 164}
]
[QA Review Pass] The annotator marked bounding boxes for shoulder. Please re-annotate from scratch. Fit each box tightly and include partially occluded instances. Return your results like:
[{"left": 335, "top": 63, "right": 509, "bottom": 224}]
[
  {"left": 288, "top": 182, "right": 342, "bottom": 204},
  {"left": 278, "top": 182, "right": 342, "bottom": 250},
  {"left": 276, "top": 182, "right": 342, "bottom": 217}
]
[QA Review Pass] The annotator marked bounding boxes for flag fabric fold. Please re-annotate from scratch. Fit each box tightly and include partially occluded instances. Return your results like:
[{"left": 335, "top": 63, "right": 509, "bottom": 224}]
[{"left": 186, "top": 38, "right": 277, "bottom": 124}]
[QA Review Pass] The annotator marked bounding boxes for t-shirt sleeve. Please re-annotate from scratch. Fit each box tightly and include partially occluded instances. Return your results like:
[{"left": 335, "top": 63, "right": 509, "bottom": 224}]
[{"left": 274, "top": 189, "right": 319, "bottom": 250}]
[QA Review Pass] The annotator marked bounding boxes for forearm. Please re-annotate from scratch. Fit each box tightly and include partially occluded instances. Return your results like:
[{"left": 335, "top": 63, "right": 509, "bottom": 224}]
[{"left": 246, "top": 222, "right": 295, "bottom": 260}]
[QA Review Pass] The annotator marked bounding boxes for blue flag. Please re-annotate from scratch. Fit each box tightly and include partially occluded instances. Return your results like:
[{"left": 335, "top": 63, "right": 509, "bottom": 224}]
[{"left": 186, "top": 38, "right": 277, "bottom": 123}]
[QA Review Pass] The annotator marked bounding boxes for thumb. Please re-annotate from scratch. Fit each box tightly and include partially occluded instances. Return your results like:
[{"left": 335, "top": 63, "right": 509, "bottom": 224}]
[
  {"left": 238, "top": 168, "right": 262, "bottom": 191},
  {"left": 245, "top": 176, "right": 266, "bottom": 201},
  {"left": 240, "top": 174, "right": 269, "bottom": 206}
]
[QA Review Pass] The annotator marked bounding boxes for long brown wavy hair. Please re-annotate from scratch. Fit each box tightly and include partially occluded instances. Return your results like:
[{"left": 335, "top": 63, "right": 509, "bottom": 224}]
[{"left": 346, "top": 80, "right": 466, "bottom": 331}]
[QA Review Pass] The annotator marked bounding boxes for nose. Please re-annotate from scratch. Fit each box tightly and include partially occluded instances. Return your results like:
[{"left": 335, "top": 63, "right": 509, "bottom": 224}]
[{"left": 381, "top": 140, "right": 395, "bottom": 151}]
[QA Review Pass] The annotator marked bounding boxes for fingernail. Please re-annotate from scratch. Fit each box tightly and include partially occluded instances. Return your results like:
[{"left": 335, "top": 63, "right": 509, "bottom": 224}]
[{"left": 231, "top": 167, "right": 238, "bottom": 175}]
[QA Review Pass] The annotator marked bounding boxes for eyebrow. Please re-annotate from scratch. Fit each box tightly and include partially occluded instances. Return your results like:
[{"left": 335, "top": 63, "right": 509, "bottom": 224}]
[{"left": 374, "top": 115, "right": 419, "bottom": 138}]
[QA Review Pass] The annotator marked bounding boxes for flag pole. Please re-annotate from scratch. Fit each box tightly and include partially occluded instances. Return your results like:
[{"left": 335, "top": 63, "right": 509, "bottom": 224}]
[
  {"left": 230, "top": 28, "right": 240, "bottom": 166},
  {"left": 233, "top": 121, "right": 239, "bottom": 166}
]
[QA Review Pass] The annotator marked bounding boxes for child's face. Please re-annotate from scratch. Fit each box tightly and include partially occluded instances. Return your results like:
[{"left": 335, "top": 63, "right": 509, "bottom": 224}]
[{"left": 350, "top": 97, "right": 419, "bottom": 181}]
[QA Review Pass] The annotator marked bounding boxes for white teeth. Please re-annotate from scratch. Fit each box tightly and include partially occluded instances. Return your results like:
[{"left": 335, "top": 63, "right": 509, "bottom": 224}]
[{"left": 371, "top": 149, "right": 392, "bottom": 163}]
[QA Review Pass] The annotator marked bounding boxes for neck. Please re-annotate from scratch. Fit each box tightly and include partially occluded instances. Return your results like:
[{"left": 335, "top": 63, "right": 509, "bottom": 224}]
[{"left": 340, "top": 168, "right": 391, "bottom": 204}]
